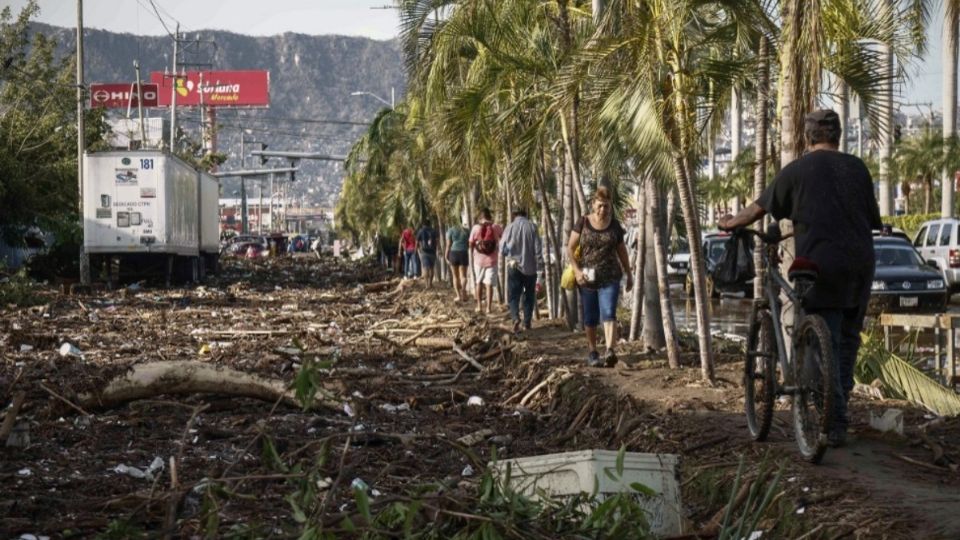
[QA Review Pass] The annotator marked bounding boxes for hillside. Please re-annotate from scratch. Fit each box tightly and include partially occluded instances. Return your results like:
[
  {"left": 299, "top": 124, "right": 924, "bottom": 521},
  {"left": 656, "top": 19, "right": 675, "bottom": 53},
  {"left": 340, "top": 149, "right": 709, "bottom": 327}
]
[{"left": 32, "top": 23, "right": 406, "bottom": 205}]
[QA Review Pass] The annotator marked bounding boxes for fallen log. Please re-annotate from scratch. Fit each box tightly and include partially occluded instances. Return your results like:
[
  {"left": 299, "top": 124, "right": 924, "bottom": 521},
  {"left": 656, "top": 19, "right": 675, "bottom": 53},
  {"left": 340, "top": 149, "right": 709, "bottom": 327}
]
[
  {"left": 362, "top": 279, "right": 399, "bottom": 294},
  {"left": 77, "top": 361, "right": 341, "bottom": 412},
  {"left": 0, "top": 392, "right": 26, "bottom": 442}
]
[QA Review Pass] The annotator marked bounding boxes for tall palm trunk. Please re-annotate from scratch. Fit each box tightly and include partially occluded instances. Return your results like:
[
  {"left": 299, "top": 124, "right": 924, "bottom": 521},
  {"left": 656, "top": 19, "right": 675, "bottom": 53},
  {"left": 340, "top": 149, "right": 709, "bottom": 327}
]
[
  {"left": 629, "top": 182, "right": 646, "bottom": 341},
  {"left": 944, "top": 2, "right": 959, "bottom": 218},
  {"left": 925, "top": 177, "right": 933, "bottom": 214},
  {"left": 641, "top": 183, "right": 664, "bottom": 350},
  {"left": 538, "top": 157, "right": 563, "bottom": 319},
  {"left": 563, "top": 150, "right": 580, "bottom": 330},
  {"left": 649, "top": 181, "right": 680, "bottom": 368},
  {"left": 730, "top": 86, "right": 743, "bottom": 213},
  {"left": 753, "top": 37, "right": 770, "bottom": 300},
  {"left": 672, "top": 153, "right": 714, "bottom": 381},
  {"left": 878, "top": 36, "right": 895, "bottom": 216},
  {"left": 838, "top": 80, "right": 849, "bottom": 154}
]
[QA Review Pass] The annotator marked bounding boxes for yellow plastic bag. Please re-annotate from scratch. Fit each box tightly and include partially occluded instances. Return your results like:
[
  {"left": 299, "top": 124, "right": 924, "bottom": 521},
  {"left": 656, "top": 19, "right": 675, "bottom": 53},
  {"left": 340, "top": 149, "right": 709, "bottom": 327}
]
[
  {"left": 561, "top": 265, "right": 577, "bottom": 290},
  {"left": 560, "top": 245, "right": 581, "bottom": 290}
]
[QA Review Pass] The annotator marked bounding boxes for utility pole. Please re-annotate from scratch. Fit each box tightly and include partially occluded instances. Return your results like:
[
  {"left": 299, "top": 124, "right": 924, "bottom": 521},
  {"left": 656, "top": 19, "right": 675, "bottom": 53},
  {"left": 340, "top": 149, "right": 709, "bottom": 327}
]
[
  {"left": 944, "top": 6, "right": 958, "bottom": 218},
  {"left": 134, "top": 60, "right": 147, "bottom": 144},
  {"left": 77, "top": 0, "right": 90, "bottom": 286},
  {"left": 169, "top": 23, "right": 179, "bottom": 152},
  {"left": 240, "top": 130, "right": 248, "bottom": 233}
]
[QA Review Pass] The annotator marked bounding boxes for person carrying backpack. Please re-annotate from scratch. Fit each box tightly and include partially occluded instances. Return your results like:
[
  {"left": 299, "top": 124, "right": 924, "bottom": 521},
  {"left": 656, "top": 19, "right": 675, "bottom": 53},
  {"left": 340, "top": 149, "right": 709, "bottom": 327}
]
[
  {"left": 469, "top": 208, "right": 502, "bottom": 314},
  {"left": 417, "top": 219, "right": 439, "bottom": 287}
]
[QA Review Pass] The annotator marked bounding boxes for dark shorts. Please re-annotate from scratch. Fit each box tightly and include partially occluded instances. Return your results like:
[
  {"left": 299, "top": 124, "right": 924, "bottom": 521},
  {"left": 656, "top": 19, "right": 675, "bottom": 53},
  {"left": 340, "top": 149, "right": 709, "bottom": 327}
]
[
  {"left": 447, "top": 250, "right": 469, "bottom": 267},
  {"left": 420, "top": 251, "right": 437, "bottom": 268}
]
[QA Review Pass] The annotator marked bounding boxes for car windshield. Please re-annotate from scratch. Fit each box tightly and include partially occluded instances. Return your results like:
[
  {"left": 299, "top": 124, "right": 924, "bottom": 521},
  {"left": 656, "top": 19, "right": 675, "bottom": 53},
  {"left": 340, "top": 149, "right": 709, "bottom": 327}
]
[
  {"left": 874, "top": 246, "right": 924, "bottom": 268},
  {"left": 706, "top": 239, "right": 726, "bottom": 262}
]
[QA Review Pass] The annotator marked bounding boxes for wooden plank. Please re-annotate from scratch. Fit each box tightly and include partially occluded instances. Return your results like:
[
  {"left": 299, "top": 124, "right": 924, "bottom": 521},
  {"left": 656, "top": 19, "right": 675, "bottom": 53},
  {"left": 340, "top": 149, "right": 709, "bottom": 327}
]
[
  {"left": 877, "top": 313, "right": 940, "bottom": 329},
  {"left": 938, "top": 313, "right": 960, "bottom": 329}
]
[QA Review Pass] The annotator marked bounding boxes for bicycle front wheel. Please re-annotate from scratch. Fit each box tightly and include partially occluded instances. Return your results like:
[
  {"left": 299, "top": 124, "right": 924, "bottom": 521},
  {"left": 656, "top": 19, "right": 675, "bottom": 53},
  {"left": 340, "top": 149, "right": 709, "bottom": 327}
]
[
  {"left": 744, "top": 306, "right": 776, "bottom": 441},
  {"left": 791, "top": 315, "right": 835, "bottom": 464}
]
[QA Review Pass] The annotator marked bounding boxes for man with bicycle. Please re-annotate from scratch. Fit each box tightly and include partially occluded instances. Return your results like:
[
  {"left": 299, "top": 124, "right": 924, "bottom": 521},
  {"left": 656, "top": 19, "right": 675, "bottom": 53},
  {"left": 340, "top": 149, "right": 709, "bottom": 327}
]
[{"left": 719, "top": 109, "right": 882, "bottom": 447}]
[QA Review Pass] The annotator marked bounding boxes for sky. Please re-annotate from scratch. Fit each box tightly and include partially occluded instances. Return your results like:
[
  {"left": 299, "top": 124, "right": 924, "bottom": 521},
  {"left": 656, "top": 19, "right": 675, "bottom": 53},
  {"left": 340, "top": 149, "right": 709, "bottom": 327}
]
[{"left": 7, "top": 0, "right": 950, "bottom": 112}]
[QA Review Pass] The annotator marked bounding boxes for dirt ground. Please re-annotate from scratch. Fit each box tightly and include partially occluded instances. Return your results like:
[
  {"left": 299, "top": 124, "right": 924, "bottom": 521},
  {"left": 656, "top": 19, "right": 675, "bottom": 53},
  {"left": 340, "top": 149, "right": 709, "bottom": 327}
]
[{"left": 1, "top": 255, "right": 959, "bottom": 539}]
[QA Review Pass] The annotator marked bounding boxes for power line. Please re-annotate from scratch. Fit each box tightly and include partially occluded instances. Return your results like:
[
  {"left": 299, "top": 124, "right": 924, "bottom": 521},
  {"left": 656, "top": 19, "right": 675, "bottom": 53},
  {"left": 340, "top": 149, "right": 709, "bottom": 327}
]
[{"left": 142, "top": 0, "right": 175, "bottom": 38}]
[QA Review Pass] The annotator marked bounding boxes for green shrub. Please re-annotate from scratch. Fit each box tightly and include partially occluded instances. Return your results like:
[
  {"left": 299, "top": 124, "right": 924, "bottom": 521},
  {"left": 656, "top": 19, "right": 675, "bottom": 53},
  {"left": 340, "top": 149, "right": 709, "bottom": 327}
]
[{"left": 886, "top": 213, "right": 938, "bottom": 239}]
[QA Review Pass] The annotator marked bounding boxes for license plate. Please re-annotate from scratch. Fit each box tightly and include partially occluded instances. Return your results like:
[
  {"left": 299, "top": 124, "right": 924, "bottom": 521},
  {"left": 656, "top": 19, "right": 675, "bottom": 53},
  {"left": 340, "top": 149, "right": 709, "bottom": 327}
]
[{"left": 900, "top": 296, "right": 919, "bottom": 307}]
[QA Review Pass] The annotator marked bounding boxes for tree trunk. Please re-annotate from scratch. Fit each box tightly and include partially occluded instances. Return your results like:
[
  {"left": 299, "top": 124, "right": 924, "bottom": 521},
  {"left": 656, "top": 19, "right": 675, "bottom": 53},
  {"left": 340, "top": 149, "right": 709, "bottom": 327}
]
[
  {"left": 926, "top": 176, "right": 933, "bottom": 215},
  {"left": 629, "top": 182, "right": 647, "bottom": 341},
  {"left": 673, "top": 154, "right": 714, "bottom": 382},
  {"left": 944, "top": 2, "right": 959, "bottom": 218},
  {"left": 838, "top": 79, "right": 850, "bottom": 154},
  {"left": 649, "top": 182, "right": 681, "bottom": 368},
  {"left": 878, "top": 36, "right": 895, "bottom": 216},
  {"left": 563, "top": 150, "right": 580, "bottom": 330},
  {"left": 753, "top": 36, "right": 770, "bottom": 300},
  {"left": 641, "top": 185, "right": 664, "bottom": 350},
  {"left": 730, "top": 86, "right": 743, "bottom": 213},
  {"left": 665, "top": 186, "right": 676, "bottom": 244}
]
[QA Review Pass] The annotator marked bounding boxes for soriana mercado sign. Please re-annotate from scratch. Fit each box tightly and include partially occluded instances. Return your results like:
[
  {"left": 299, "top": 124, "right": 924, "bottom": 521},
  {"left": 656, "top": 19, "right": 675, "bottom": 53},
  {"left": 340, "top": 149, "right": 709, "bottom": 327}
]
[{"left": 149, "top": 70, "right": 269, "bottom": 107}]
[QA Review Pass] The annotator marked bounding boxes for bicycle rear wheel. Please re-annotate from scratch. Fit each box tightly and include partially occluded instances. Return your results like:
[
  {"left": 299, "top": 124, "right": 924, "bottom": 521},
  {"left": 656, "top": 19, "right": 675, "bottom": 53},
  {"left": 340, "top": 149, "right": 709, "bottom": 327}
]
[
  {"left": 792, "top": 315, "right": 835, "bottom": 464},
  {"left": 744, "top": 306, "right": 776, "bottom": 441}
]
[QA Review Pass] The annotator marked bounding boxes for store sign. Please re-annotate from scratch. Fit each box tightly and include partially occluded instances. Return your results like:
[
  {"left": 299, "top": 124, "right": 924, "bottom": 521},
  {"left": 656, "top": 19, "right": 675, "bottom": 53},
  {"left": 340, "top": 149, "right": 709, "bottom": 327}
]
[
  {"left": 150, "top": 70, "right": 270, "bottom": 107},
  {"left": 89, "top": 83, "right": 159, "bottom": 108}
]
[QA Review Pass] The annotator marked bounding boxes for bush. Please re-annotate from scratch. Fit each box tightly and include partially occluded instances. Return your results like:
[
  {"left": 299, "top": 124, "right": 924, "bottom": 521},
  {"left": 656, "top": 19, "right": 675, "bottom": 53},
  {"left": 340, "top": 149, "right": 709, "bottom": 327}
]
[
  {"left": 886, "top": 213, "right": 938, "bottom": 239},
  {"left": 0, "top": 266, "right": 43, "bottom": 307}
]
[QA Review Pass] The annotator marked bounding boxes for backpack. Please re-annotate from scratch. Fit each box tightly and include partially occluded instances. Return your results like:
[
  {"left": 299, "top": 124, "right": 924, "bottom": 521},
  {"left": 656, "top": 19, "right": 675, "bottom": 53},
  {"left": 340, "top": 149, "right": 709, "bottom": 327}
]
[{"left": 475, "top": 223, "right": 497, "bottom": 255}]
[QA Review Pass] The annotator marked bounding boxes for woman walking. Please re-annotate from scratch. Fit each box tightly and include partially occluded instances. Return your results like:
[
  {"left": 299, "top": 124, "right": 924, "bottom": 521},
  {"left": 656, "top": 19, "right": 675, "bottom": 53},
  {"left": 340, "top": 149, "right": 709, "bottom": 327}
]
[
  {"left": 445, "top": 220, "right": 470, "bottom": 301},
  {"left": 567, "top": 187, "right": 633, "bottom": 367}
]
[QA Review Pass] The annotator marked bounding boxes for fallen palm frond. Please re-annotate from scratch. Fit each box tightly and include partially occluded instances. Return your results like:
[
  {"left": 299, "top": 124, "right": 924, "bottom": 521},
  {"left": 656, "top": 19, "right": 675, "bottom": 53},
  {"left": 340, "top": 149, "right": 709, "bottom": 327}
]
[{"left": 856, "top": 333, "right": 960, "bottom": 417}]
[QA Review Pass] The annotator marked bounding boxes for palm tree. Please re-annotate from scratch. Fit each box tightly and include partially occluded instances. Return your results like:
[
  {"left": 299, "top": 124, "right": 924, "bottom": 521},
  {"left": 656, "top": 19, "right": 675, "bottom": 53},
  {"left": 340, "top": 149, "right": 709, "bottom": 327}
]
[{"left": 944, "top": 1, "right": 959, "bottom": 217}]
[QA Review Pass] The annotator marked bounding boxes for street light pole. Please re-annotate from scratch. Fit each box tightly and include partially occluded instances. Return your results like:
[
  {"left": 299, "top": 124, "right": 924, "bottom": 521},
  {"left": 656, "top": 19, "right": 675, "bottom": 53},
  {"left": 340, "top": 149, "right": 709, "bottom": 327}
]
[
  {"left": 350, "top": 88, "right": 394, "bottom": 108},
  {"left": 77, "top": 0, "right": 90, "bottom": 286}
]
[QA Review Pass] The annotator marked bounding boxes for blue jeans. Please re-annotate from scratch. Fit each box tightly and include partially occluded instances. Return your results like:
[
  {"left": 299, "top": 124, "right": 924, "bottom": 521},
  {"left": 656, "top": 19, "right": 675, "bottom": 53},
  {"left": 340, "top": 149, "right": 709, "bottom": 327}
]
[
  {"left": 580, "top": 281, "right": 620, "bottom": 328},
  {"left": 809, "top": 302, "right": 868, "bottom": 431},
  {"left": 403, "top": 250, "right": 420, "bottom": 278},
  {"left": 508, "top": 268, "right": 537, "bottom": 325}
]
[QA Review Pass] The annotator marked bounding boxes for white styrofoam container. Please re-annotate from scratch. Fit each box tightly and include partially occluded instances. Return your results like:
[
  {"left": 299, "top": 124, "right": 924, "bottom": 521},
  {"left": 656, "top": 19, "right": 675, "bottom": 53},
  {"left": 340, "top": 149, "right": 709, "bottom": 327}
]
[
  {"left": 496, "top": 450, "right": 682, "bottom": 537},
  {"left": 84, "top": 151, "right": 199, "bottom": 256},
  {"left": 199, "top": 171, "right": 220, "bottom": 254}
]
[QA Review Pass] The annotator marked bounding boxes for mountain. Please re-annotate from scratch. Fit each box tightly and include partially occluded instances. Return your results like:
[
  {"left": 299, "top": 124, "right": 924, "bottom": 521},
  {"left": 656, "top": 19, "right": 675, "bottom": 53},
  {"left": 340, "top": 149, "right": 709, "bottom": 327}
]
[{"left": 31, "top": 23, "right": 406, "bottom": 206}]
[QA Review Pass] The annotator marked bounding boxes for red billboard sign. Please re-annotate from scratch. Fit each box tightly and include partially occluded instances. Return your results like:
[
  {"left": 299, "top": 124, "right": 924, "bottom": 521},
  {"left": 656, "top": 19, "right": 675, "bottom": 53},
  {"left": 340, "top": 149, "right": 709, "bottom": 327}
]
[
  {"left": 89, "top": 83, "right": 159, "bottom": 108},
  {"left": 150, "top": 70, "right": 269, "bottom": 107}
]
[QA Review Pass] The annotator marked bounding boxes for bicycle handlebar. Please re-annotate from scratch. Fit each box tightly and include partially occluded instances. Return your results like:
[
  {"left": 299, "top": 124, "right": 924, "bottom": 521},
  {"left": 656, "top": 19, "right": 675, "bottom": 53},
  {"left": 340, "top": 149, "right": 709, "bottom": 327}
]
[{"left": 723, "top": 226, "right": 793, "bottom": 245}]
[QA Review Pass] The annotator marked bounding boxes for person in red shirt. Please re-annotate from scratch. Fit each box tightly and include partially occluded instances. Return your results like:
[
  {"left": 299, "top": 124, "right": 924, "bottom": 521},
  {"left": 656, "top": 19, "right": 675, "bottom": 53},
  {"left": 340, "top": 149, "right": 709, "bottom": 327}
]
[{"left": 399, "top": 226, "right": 420, "bottom": 278}]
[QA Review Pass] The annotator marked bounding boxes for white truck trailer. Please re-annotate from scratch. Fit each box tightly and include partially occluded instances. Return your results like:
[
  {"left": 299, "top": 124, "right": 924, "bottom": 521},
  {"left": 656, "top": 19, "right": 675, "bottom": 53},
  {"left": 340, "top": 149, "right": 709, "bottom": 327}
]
[{"left": 83, "top": 150, "right": 220, "bottom": 283}]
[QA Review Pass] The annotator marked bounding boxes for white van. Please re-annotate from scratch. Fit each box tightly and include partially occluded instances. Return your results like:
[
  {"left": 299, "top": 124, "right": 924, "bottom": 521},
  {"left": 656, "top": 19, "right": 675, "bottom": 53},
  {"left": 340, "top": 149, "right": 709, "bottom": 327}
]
[{"left": 912, "top": 218, "right": 960, "bottom": 293}]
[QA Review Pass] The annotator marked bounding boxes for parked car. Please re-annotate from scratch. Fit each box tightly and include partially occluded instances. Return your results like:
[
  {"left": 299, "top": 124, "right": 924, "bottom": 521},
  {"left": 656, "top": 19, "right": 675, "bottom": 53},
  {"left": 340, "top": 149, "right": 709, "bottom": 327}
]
[
  {"left": 870, "top": 236, "right": 947, "bottom": 313},
  {"left": 912, "top": 218, "right": 960, "bottom": 294},
  {"left": 685, "top": 231, "right": 753, "bottom": 298},
  {"left": 222, "top": 235, "right": 267, "bottom": 256},
  {"left": 667, "top": 237, "right": 690, "bottom": 282}
]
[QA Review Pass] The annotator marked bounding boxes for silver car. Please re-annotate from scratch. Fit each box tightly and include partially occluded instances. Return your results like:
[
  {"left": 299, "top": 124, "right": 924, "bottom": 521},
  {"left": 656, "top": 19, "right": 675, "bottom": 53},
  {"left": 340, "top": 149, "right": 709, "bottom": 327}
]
[{"left": 912, "top": 218, "right": 960, "bottom": 293}]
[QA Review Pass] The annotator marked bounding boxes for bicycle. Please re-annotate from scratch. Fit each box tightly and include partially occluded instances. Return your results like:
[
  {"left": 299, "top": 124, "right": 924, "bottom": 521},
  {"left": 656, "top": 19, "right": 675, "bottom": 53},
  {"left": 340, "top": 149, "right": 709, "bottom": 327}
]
[{"left": 739, "top": 224, "right": 836, "bottom": 463}]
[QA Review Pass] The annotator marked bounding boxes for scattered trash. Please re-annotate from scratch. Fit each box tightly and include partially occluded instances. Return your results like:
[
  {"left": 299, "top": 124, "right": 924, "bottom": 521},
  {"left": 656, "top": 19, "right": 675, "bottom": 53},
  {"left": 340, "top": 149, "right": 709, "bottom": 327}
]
[
  {"left": 198, "top": 344, "right": 211, "bottom": 355},
  {"left": 343, "top": 403, "right": 356, "bottom": 417},
  {"left": 379, "top": 403, "right": 410, "bottom": 413},
  {"left": 113, "top": 457, "right": 164, "bottom": 481},
  {"left": 16, "top": 468, "right": 32, "bottom": 477},
  {"left": 869, "top": 408, "right": 905, "bottom": 436},
  {"left": 796, "top": 507, "right": 806, "bottom": 515},
  {"left": 371, "top": 488, "right": 382, "bottom": 497},
  {"left": 58, "top": 342, "right": 83, "bottom": 358},
  {"left": 18, "top": 344, "right": 33, "bottom": 352},
  {"left": 18, "top": 534, "right": 50, "bottom": 540},
  {"left": 461, "top": 465, "right": 475, "bottom": 477},
  {"left": 745, "top": 532, "right": 764, "bottom": 540},
  {"left": 316, "top": 477, "right": 333, "bottom": 490},
  {"left": 466, "top": 396, "right": 484, "bottom": 407},
  {"left": 457, "top": 428, "right": 494, "bottom": 447},
  {"left": 276, "top": 347, "right": 302, "bottom": 356},
  {"left": 350, "top": 478, "right": 369, "bottom": 492}
]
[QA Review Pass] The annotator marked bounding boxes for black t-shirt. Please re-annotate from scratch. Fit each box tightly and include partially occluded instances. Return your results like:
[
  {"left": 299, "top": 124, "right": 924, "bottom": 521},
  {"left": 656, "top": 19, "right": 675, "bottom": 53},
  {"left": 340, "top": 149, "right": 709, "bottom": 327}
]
[
  {"left": 574, "top": 216, "right": 626, "bottom": 286},
  {"left": 756, "top": 150, "right": 882, "bottom": 309},
  {"left": 416, "top": 227, "right": 438, "bottom": 254}
]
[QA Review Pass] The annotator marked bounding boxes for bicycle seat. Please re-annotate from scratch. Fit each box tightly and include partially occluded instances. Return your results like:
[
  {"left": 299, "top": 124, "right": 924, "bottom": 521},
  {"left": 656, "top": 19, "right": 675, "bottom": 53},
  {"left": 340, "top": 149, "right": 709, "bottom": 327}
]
[{"left": 788, "top": 257, "right": 819, "bottom": 282}]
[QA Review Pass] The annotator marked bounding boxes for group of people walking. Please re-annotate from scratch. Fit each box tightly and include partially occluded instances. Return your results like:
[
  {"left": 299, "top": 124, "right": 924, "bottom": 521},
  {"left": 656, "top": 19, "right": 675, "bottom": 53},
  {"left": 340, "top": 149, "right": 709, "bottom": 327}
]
[{"left": 382, "top": 186, "right": 634, "bottom": 367}]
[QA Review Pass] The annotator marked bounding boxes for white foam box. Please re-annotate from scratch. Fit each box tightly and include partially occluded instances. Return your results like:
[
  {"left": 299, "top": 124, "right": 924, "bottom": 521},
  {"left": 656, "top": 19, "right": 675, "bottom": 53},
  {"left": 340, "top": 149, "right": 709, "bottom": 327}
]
[{"left": 495, "top": 449, "right": 683, "bottom": 537}]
